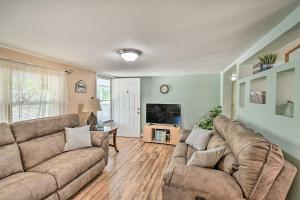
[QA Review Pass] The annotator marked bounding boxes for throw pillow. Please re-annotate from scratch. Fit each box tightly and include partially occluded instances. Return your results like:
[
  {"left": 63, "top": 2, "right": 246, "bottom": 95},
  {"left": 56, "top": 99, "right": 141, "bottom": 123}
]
[
  {"left": 187, "top": 147, "right": 226, "bottom": 168},
  {"left": 64, "top": 125, "right": 92, "bottom": 152},
  {"left": 185, "top": 126, "right": 212, "bottom": 150}
]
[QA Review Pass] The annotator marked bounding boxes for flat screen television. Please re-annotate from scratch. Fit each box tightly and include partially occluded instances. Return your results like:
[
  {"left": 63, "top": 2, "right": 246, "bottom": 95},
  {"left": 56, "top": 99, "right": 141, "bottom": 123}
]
[{"left": 146, "top": 104, "right": 181, "bottom": 125}]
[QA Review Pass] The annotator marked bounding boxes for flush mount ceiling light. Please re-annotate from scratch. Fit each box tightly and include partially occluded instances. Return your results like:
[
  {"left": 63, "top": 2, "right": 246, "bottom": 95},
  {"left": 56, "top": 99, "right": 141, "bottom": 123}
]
[{"left": 117, "top": 48, "right": 142, "bottom": 62}]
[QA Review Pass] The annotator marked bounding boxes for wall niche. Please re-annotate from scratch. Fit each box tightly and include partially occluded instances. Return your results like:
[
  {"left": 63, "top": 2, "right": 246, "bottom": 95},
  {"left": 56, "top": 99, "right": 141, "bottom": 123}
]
[
  {"left": 250, "top": 76, "right": 267, "bottom": 104},
  {"left": 276, "top": 68, "right": 295, "bottom": 117},
  {"left": 239, "top": 82, "right": 246, "bottom": 108}
]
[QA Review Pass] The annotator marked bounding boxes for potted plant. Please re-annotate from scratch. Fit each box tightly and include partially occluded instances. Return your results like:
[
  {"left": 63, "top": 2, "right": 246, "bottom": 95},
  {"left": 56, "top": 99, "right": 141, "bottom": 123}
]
[
  {"left": 258, "top": 53, "right": 279, "bottom": 71},
  {"left": 198, "top": 106, "right": 222, "bottom": 130}
]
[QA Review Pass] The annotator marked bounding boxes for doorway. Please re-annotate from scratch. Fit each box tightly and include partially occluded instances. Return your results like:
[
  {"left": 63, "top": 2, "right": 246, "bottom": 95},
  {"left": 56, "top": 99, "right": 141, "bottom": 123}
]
[
  {"left": 112, "top": 78, "right": 141, "bottom": 137},
  {"left": 231, "top": 80, "right": 237, "bottom": 119}
]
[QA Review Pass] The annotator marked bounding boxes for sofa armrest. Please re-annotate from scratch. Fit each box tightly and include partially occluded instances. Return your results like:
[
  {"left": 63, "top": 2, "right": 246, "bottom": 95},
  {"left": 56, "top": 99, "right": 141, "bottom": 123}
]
[
  {"left": 179, "top": 129, "right": 191, "bottom": 142},
  {"left": 90, "top": 131, "right": 109, "bottom": 147},
  {"left": 90, "top": 131, "right": 109, "bottom": 165},
  {"left": 163, "top": 164, "right": 245, "bottom": 200}
]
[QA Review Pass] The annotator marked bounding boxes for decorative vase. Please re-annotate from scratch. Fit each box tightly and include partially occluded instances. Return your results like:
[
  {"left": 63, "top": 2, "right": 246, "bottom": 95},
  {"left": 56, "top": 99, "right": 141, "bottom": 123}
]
[
  {"left": 160, "top": 131, "right": 167, "bottom": 142},
  {"left": 262, "top": 64, "right": 274, "bottom": 71},
  {"left": 155, "top": 130, "right": 161, "bottom": 141},
  {"left": 87, "top": 112, "right": 97, "bottom": 131},
  {"left": 284, "top": 102, "right": 294, "bottom": 117}
]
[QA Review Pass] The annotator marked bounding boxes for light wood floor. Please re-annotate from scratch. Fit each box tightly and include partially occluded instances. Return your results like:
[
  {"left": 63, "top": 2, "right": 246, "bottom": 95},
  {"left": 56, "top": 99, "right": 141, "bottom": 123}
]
[{"left": 73, "top": 137, "right": 175, "bottom": 200}]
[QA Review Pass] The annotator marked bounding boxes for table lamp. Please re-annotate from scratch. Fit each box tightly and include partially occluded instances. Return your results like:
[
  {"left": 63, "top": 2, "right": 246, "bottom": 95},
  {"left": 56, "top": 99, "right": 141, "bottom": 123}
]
[{"left": 82, "top": 97, "right": 101, "bottom": 131}]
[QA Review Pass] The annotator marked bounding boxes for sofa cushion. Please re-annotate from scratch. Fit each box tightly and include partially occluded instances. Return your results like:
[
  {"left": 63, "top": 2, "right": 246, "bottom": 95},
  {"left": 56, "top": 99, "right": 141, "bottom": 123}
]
[
  {"left": 171, "top": 156, "right": 187, "bottom": 165},
  {"left": 213, "top": 115, "right": 232, "bottom": 137},
  {"left": 167, "top": 165, "right": 245, "bottom": 200},
  {"left": 172, "top": 142, "right": 188, "bottom": 158},
  {"left": 10, "top": 114, "right": 79, "bottom": 143},
  {"left": 225, "top": 121, "right": 284, "bottom": 199},
  {"left": 0, "top": 123, "right": 15, "bottom": 146},
  {"left": 18, "top": 132, "right": 65, "bottom": 170},
  {"left": 44, "top": 193, "right": 59, "bottom": 200},
  {"left": 0, "top": 123, "right": 24, "bottom": 179},
  {"left": 264, "top": 161, "right": 297, "bottom": 200},
  {"left": 0, "top": 172, "right": 57, "bottom": 200},
  {"left": 207, "top": 132, "right": 229, "bottom": 153},
  {"left": 58, "top": 160, "right": 106, "bottom": 200},
  {"left": 186, "top": 145, "right": 197, "bottom": 160},
  {"left": 217, "top": 152, "right": 239, "bottom": 175},
  {"left": 90, "top": 131, "right": 109, "bottom": 147},
  {"left": 179, "top": 129, "right": 191, "bottom": 142},
  {"left": 0, "top": 144, "right": 24, "bottom": 179},
  {"left": 29, "top": 147, "right": 105, "bottom": 188},
  {"left": 207, "top": 132, "right": 238, "bottom": 174}
]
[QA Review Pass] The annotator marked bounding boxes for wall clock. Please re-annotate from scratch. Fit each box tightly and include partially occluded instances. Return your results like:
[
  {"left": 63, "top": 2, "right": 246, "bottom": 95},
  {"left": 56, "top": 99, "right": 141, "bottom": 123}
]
[{"left": 160, "top": 84, "right": 169, "bottom": 94}]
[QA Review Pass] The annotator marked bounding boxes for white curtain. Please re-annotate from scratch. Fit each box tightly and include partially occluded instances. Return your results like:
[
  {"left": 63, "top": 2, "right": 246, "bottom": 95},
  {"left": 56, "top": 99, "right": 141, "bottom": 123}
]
[{"left": 0, "top": 59, "right": 68, "bottom": 123}]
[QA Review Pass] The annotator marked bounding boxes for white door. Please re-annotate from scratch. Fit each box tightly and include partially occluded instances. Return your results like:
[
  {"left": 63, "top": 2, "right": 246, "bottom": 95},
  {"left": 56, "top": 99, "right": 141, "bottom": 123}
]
[{"left": 113, "top": 78, "right": 141, "bottom": 137}]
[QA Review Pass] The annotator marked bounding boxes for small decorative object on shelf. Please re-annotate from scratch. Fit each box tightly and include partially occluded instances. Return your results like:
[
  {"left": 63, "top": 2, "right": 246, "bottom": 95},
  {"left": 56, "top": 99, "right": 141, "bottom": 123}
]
[
  {"left": 284, "top": 100, "right": 294, "bottom": 117},
  {"left": 253, "top": 53, "right": 279, "bottom": 75},
  {"left": 155, "top": 129, "right": 161, "bottom": 141},
  {"left": 252, "top": 63, "right": 264, "bottom": 74},
  {"left": 250, "top": 91, "right": 266, "bottom": 104},
  {"left": 160, "top": 130, "right": 167, "bottom": 142},
  {"left": 96, "top": 122, "right": 104, "bottom": 131}
]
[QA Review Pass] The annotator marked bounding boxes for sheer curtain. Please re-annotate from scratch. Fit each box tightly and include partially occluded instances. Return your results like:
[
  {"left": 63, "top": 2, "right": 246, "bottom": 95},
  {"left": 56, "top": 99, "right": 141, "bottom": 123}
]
[{"left": 0, "top": 59, "right": 68, "bottom": 123}]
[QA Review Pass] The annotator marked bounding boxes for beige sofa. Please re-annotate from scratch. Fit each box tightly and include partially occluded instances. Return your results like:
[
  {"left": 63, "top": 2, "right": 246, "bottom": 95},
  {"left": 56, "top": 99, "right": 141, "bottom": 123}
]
[
  {"left": 0, "top": 114, "right": 109, "bottom": 200},
  {"left": 162, "top": 115, "right": 297, "bottom": 200}
]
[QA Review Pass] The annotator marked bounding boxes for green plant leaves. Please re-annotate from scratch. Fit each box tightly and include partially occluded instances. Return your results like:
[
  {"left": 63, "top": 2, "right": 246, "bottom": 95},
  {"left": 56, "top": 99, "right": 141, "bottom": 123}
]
[
  {"left": 258, "top": 53, "right": 279, "bottom": 64},
  {"left": 198, "top": 105, "right": 222, "bottom": 130}
]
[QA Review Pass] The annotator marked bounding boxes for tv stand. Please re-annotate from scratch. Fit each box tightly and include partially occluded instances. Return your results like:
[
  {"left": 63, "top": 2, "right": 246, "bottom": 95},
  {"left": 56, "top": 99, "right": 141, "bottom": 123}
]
[{"left": 143, "top": 124, "right": 180, "bottom": 145}]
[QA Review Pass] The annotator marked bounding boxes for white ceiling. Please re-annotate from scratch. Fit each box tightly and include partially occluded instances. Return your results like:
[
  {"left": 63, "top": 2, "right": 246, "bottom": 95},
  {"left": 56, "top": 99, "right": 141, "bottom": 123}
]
[{"left": 0, "top": 0, "right": 299, "bottom": 77}]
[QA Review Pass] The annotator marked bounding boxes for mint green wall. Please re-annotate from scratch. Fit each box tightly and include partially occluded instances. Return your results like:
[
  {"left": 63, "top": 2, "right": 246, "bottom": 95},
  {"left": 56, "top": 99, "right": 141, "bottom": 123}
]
[{"left": 141, "top": 74, "right": 220, "bottom": 130}]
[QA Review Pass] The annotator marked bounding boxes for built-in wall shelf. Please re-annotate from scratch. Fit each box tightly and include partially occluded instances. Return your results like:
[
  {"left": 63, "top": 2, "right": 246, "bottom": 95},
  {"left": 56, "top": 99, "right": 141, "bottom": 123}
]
[
  {"left": 276, "top": 68, "right": 295, "bottom": 117},
  {"left": 239, "top": 82, "right": 246, "bottom": 108},
  {"left": 239, "top": 58, "right": 298, "bottom": 83},
  {"left": 250, "top": 77, "right": 267, "bottom": 104},
  {"left": 237, "top": 58, "right": 299, "bottom": 119}
]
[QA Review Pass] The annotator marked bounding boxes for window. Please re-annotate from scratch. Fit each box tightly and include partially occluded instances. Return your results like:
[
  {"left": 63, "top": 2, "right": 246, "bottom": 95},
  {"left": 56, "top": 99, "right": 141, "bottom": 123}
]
[
  {"left": 0, "top": 59, "right": 68, "bottom": 123},
  {"left": 96, "top": 76, "right": 112, "bottom": 122}
]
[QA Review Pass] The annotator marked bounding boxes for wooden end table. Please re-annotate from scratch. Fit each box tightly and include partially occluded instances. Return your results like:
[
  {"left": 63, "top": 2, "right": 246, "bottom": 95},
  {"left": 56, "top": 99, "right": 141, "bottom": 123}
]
[{"left": 97, "top": 126, "right": 119, "bottom": 152}]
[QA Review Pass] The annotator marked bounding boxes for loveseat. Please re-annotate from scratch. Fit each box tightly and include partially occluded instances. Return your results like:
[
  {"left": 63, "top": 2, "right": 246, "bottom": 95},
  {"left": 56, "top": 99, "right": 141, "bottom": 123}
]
[
  {"left": 0, "top": 114, "right": 109, "bottom": 200},
  {"left": 162, "top": 115, "right": 297, "bottom": 200}
]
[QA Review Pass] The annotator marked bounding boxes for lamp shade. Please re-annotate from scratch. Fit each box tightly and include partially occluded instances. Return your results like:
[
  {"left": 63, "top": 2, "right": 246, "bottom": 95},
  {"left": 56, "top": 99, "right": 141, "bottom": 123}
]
[{"left": 82, "top": 98, "right": 101, "bottom": 112}]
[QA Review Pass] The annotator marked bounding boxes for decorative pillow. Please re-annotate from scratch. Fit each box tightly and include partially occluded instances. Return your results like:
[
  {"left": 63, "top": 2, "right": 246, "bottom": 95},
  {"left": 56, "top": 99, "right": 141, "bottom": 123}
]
[
  {"left": 187, "top": 147, "right": 226, "bottom": 168},
  {"left": 185, "top": 126, "right": 212, "bottom": 150},
  {"left": 64, "top": 125, "right": 92, "bottom": 152}
]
